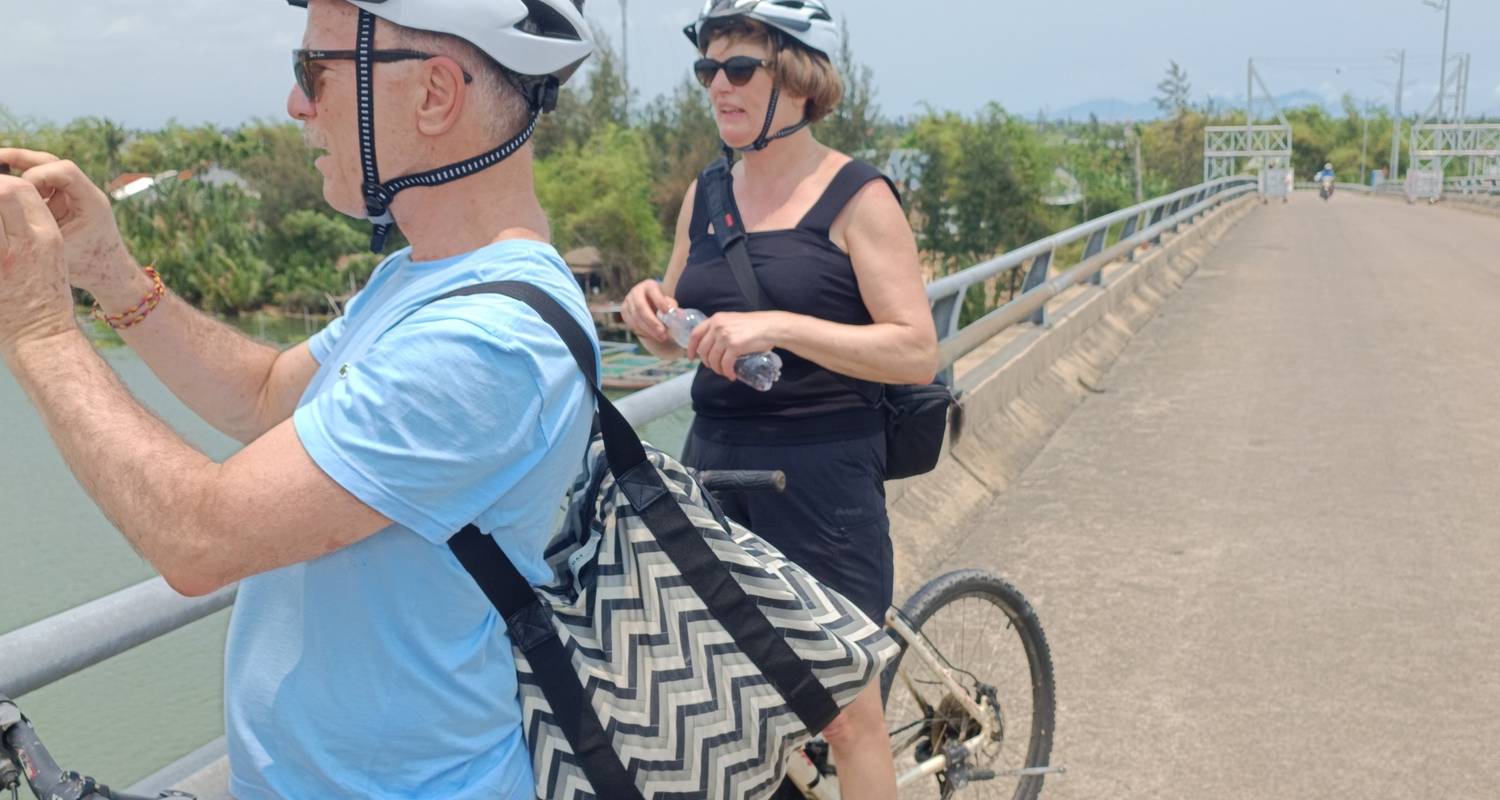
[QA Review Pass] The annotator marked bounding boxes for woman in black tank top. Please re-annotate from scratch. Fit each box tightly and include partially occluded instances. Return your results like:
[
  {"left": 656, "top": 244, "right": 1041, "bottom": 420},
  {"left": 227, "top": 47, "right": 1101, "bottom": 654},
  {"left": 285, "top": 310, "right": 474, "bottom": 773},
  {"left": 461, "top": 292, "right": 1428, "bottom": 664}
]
[{"left": 621, "top": 6, "right": 936, "bottom": 797}]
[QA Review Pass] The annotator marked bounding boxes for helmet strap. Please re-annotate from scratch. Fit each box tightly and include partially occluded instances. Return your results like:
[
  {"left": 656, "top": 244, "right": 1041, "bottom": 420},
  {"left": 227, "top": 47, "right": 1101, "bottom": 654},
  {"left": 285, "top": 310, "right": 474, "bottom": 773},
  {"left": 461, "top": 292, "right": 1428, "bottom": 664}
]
[
  {"left": 726, "top": 85, "right": 811, "bottom": 157},
  {"left": 352, "top": 9, "right": 550, "bottom": 253},
  {"left": 355, "top": 10, "right": 391, "bottom": 249}
]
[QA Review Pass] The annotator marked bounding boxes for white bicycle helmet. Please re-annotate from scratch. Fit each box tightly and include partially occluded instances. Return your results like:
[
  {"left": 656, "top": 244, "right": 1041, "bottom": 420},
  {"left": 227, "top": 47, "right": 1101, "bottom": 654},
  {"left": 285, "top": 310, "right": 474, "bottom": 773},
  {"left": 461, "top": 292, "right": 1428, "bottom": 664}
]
[
  {"left": 684, "top": 0, "right": 839, "bottom": 58},
  {"left": 683, "top": 0, "right": 839, "bottom": 156},
  {"left": 288, "top": 0, "right": 594, "bottom": 84},
  {"left": 285, "top": 0, "right": 595, "bottom": 251}
]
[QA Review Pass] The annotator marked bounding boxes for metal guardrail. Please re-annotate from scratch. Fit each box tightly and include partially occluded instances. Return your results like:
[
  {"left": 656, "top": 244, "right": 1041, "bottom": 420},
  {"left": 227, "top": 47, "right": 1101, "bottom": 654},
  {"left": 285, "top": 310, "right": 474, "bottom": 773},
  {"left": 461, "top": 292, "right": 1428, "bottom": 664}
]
[
  {"left": 1339, "top": 178, "right": 1500, "bottom": 204},
  {"left": 1445, "top": 175, "right": 1500, "bottom": 195},
  {"left": 0, "top": 174, "right": 1258, "bottom": 780},
  {"left": 923, "top": 176, "right": 1256, "bottom": 382}
]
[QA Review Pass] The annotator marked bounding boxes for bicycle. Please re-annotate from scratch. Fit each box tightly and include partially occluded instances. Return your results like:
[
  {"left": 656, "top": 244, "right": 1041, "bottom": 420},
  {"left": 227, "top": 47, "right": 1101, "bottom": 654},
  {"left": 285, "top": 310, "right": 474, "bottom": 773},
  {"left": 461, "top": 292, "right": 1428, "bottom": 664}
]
[
  {"left": 1, "top": 470, "right": 1058, "bottom": 800},
  {"left": 696, "top": 471, "right": 1061, "bottom": 800},
  {"left": 0, "top": 695, "right": 191, "bottom": 800}
]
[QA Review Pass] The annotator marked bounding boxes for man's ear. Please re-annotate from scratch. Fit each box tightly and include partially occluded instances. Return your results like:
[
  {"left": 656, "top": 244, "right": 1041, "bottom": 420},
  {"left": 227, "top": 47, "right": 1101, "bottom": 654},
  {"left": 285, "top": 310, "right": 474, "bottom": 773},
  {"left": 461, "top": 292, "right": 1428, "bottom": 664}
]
[{"left": 415, "top": 56, "right": 468, "bottom": 136}]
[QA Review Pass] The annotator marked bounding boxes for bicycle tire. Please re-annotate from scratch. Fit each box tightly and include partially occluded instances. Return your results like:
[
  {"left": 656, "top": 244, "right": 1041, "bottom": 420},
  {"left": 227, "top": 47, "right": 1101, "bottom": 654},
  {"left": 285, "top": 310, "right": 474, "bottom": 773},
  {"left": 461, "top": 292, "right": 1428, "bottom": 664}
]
[{"left": 881, "top": 569, "right": 1056, "bottom": 800}]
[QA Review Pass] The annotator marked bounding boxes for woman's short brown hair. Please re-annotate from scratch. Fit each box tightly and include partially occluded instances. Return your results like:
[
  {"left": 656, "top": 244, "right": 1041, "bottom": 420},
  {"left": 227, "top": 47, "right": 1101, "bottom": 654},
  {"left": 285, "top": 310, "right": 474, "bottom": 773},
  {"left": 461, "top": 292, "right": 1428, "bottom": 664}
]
[{"left": 699, "top": 18, "right": 843, "bottom": 124}]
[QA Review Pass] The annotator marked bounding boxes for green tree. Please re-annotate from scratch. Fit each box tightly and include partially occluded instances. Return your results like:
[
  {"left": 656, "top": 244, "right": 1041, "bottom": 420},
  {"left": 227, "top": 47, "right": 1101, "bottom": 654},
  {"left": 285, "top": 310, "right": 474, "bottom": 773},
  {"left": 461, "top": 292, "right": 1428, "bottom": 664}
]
[
  {"left": 1154, "top": 61, "right": 1192, "bottom": 116},
  {"left": 119, "top": 122, "right": 232, "bottom": 175},
  {"left": 538, "top": 36, "right": 631, "bottom": 159},
  {"left": 267, "top": 210, "right": 383, "bottom": 312},
  {"left": 905, "top": 105, "right": 1058, "bottom": 273},
  {"left": 639, "top": 77, "right": 722, "bottom": 233},
  {"left": 1140, "top": 108, "right": 1208, "bottom": 190},
  {"left": 814, "top": 21, "right": 883, "bottom": 160},
  {"left": 114, "top": 180, "right": 271, "bottom": 314},
  {"left": 229, "top": 122, "right": 327, "bottom": 228},
  {"left": 536, "top": 124, "right": 669, "bottom": 295}
]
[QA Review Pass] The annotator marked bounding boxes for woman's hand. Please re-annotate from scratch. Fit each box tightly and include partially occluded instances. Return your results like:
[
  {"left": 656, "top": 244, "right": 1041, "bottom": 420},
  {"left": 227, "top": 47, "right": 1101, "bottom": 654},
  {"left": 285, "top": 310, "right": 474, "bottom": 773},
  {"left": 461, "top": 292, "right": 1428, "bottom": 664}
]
[
  {"left": 620, "top": 279, "right": 676, "bottom": 343},
  {"left": 688, "top": 311, "right": 785, "bottom": 381}
]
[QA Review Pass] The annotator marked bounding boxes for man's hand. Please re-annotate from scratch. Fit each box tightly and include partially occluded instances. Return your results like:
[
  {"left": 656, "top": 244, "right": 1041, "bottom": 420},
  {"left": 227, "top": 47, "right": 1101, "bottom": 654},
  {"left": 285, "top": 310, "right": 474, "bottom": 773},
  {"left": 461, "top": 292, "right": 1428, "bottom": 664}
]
[
  {"left": 0, "top": 175, "right": 77, "bottom": 356},
  {"left": 0, "top": 148, "right": 136, "bottom": 297}
]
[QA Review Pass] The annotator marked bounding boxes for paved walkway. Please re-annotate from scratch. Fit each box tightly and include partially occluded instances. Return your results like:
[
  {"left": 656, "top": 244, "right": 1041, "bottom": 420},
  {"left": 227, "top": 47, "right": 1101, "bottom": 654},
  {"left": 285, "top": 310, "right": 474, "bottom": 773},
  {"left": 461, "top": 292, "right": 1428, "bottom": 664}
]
[{"left": 942, "top": 194, "right": 1500, "bottom": 798}]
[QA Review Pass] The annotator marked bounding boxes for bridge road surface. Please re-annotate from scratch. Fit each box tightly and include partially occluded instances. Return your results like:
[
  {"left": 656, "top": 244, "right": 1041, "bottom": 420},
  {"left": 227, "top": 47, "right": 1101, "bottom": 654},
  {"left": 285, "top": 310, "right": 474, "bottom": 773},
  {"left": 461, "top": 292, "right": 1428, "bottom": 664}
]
[{"left": 938, "top": 194, "right": 1500, "bottom": 798}]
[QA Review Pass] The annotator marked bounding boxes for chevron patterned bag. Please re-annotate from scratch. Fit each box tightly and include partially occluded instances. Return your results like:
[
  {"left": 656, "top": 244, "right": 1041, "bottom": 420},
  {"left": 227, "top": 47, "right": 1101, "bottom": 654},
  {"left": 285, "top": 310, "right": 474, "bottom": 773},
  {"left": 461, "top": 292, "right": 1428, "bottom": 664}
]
[{"left": 439, "top": 282, "right": 898, "bottom": 800}]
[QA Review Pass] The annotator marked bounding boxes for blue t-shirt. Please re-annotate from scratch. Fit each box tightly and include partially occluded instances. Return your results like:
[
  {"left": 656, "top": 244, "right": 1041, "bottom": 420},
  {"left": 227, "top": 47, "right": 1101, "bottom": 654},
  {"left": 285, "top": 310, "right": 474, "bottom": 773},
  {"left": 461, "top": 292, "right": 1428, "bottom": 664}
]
[{"left": 224, "top": 239, "right": 597, "bottom": 799}]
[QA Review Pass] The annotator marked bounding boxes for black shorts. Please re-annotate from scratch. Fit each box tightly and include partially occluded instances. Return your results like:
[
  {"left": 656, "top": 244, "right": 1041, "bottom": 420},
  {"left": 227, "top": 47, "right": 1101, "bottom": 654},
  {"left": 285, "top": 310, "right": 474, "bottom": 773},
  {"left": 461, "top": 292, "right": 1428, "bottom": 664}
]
[{"left": 682, "top": 421, "right": 895, "bottom": 621}]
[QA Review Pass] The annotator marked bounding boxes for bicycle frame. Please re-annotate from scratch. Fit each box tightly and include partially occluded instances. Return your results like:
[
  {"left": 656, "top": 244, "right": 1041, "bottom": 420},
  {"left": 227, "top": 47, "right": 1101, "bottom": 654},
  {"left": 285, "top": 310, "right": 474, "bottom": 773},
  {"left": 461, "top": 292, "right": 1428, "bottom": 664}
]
[
  {"left": 884, "top": 609, "right": 999, "bottom": 788},
  {"left": 785, "top": 608, "right": 1001, "bottom": 799}
]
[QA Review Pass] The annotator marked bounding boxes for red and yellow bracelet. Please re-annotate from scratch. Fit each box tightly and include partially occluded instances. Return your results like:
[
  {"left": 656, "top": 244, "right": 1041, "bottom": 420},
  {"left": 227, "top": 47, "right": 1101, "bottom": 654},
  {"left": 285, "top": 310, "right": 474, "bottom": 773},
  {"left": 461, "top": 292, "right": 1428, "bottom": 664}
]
[{"left": 91, "top": 266, "right": 166, "bottom": 330}]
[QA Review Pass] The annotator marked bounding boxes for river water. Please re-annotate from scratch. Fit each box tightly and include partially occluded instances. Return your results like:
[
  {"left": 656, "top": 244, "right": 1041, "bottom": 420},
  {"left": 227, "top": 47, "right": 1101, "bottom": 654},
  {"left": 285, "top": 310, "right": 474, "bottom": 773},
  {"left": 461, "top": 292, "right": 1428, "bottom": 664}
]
[{"left": 0, "top": 314, "right": 690, "bottom": 790}]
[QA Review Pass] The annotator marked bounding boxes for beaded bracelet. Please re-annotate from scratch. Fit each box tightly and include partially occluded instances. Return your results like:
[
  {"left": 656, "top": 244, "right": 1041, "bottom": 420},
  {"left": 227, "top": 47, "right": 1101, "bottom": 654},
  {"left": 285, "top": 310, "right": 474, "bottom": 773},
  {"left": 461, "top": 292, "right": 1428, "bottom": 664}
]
[{"left": 92, "top": 266, "right": 166, "bottom": 330}]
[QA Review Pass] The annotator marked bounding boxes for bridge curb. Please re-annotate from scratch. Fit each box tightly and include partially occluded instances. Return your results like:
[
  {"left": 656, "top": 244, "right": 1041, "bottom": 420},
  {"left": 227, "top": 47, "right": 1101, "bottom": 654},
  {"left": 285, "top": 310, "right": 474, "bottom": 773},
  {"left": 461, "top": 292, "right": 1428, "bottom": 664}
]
[
  {"left": 1355, "top": 188, "right": 1500, "bottom": 219},
  {"left": 887, "top": 194, "right": 1258, "bottom": 594}
]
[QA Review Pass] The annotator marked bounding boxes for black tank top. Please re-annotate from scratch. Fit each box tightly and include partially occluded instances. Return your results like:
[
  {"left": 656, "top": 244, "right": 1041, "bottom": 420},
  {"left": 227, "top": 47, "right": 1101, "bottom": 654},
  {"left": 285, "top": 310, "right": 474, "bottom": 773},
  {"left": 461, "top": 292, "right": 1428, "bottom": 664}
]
[{"left": 675, "top": 159, "right": 897, "bottom": 442}]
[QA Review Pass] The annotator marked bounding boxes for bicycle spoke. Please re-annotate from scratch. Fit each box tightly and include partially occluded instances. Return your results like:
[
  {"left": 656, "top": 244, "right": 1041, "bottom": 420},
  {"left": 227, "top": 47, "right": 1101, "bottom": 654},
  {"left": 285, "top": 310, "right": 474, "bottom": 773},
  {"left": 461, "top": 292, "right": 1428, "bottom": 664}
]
[{"left": 886, "top": 577, "right": 1052, "bottom": 800}]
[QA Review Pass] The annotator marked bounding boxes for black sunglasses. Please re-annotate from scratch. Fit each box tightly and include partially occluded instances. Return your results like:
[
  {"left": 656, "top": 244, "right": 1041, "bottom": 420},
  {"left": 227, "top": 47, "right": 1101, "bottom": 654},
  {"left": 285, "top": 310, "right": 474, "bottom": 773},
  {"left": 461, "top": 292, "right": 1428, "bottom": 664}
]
[
  {"left": 693, "top": 55, "right": 772, "bottom": 88},
  {"left": 293, "top": 48, "right": 474, "bottom": 102}
]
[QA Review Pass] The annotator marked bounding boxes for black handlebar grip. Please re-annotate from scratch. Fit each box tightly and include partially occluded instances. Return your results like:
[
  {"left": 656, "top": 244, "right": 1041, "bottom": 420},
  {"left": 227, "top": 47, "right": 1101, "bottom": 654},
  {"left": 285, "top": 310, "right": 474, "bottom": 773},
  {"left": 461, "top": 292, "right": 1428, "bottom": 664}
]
[{"left": 696, "top": 470, "right": 787, "bottom": 494}]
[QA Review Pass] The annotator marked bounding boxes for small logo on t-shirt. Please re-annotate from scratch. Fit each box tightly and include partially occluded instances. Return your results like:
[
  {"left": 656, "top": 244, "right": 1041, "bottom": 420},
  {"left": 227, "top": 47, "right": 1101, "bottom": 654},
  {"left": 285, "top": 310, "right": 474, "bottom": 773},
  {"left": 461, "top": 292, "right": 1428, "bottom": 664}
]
[{"left": 338, "top": 364, "right": 351, "bottom": 379}]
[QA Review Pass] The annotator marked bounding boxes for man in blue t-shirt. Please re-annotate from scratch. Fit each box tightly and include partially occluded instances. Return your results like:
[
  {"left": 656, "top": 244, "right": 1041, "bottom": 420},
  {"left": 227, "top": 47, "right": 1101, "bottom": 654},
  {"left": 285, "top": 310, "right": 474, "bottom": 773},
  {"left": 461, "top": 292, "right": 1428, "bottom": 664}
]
[{"left": 0, "top": 0, "right": 598, "bottom": 796}]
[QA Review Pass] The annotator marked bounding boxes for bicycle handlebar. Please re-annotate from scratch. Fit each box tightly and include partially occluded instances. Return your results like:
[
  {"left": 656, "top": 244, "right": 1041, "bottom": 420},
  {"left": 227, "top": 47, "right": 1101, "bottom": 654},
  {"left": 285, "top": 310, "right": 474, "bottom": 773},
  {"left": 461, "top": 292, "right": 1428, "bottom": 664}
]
[
  {"left": 695, "top": 469, "right": 787, "bottom": 494},
  {"left": 0, "top": 694, "right": 175, "bottom": 800}
]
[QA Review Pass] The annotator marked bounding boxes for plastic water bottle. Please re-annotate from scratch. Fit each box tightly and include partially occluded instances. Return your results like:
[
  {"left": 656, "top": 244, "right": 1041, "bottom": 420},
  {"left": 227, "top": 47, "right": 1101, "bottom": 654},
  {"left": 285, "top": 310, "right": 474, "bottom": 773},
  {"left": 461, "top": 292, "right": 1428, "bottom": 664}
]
[{"left": 658, "top": 307, "right": 783, "bottom": 392}]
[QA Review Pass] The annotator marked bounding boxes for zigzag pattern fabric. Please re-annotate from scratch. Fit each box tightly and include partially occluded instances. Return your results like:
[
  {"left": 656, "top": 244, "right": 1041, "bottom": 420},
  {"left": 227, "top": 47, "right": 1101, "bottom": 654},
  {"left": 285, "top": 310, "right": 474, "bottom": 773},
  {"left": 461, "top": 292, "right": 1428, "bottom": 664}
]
[{"left": 516, "top": 438, "right": 898, "bottom": 800}]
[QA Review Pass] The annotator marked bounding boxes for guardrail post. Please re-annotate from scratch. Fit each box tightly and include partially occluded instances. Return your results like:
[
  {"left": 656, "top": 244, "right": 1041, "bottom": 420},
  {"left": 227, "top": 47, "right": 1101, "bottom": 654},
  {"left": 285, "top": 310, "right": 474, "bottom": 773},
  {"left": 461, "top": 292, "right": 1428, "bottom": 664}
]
[
  {"left": 1022, "top": 251, "right": 1053, "bottom": 326},
  {"left": 1084, "top": 228, "right": 1108, "bottom": 285},
  {"left": 930, "top": 290, "right": 964, "bottom": 386},
  {"left": 1121, "top": 214, "right": 1142, "bottom": 261},
  {"left": 1167, "top": 198, "right": 1183, "bottom": 232},
  {"left": 1148, "top": 205, "right": 1166, "bottom": 244}
]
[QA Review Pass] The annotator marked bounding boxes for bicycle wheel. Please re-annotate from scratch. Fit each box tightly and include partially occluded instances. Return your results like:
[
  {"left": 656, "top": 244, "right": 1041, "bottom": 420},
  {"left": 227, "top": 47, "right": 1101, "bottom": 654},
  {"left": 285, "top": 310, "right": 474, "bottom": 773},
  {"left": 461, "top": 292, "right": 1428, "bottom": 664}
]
[{"left": 881, "top": 569, "right": 1056, "bottom": 800}]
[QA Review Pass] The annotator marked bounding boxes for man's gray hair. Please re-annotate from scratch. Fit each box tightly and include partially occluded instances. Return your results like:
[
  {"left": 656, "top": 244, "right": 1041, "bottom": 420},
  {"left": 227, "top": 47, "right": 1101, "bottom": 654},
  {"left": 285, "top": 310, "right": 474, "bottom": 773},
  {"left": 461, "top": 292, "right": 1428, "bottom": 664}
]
[{"left": 385, "top": 24, "right": 529, "bottom": 140}]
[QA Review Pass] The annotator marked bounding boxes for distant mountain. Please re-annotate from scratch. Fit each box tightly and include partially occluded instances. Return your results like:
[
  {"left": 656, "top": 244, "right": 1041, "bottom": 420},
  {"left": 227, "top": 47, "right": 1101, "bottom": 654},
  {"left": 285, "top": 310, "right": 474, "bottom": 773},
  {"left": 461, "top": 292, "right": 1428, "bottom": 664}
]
[
  {"left": 1256, "top": 90, "right": 1332, "bottom": 113},
  {"left": 1048, "top": 98, "right": 1164, "bottom": 123},
  {"left": 1045, "top": 89, "right": 1359, "bottom": 122}
]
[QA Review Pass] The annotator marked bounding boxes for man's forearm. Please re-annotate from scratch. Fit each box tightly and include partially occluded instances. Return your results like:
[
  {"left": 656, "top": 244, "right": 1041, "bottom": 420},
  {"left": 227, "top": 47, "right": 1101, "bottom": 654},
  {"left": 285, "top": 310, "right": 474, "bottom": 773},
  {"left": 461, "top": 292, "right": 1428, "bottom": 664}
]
[
  {"left": 4, "top": 329, "right": 218, "bottom": 590},
  {"left": 92, "top": 263, "right": 283, "bottom": 442}
]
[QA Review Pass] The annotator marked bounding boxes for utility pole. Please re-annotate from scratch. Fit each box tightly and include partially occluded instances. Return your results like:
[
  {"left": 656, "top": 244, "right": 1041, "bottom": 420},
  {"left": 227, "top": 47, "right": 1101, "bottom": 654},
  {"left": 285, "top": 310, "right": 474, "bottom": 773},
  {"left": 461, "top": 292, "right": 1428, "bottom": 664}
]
[
  {"left": 1246, "top": 58, "right": 1254, "bottom": 131},
  {"left": 1422, "top": 0, "right": 1451, "bottom": 119},
  {"left": 1389, "top": 49, "right": 1406, "bottom": 181},
  {"left": 1361, "top": 110, "right": 1370, "bottom": 186},
  {"left": 619, "top": 0, "right": 630, "bottom": 95},
  {"left": 1457, "top": 52, "right": 1470, "bottom": 124},
  {"left": 1128, "top": 126, "right": 1143, "bottom": 204},
  {"left": 1128, "top": 133, "right": 1140, "bottom": 202}
]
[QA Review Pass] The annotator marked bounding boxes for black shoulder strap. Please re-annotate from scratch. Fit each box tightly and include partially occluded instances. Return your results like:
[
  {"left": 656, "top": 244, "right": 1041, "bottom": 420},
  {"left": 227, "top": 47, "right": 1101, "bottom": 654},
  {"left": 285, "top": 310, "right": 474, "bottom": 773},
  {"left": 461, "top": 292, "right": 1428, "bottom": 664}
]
[
  {"left": 696, "top": 163, "right": 888, "bottom": 406},
  {"left": 687, "top": 171, "right": 710, "bottom": 244},
  {"left": 432, "top": 281, "right": 840, "bottom": 792},
  {"left": 698, "top": 157, "right": 768, "bottom": 311},
  {"left": 799, "top": 160, "right": 902, "bottom": 234},
  {"left": 438, "top": 282, "right": 642, "bottom": 796}
]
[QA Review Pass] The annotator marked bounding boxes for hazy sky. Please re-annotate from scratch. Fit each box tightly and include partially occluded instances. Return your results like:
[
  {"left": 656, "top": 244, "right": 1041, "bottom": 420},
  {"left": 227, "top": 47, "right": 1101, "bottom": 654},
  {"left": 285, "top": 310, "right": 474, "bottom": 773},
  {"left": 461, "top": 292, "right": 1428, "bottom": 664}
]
[{"left": 3, "top": 0, "right": 1497, "bottom": 129}]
